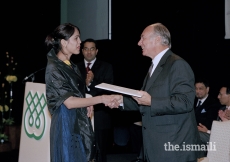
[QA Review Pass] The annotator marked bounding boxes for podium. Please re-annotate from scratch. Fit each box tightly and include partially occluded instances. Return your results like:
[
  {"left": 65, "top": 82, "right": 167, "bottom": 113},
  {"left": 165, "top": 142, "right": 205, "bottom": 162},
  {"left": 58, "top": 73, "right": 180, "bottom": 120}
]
[
  {"left": 18, "top": 82, "right": 94, "bottom": 162},
  {"left": 19, "top": 82, "right": 50, "bottom": 162}
]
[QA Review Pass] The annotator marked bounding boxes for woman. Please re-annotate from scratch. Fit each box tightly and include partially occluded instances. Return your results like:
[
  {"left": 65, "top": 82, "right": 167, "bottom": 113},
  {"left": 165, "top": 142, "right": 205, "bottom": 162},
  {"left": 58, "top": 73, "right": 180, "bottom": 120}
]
[{"left": 44, "top": 23, "right": 116, "bottom": 162}]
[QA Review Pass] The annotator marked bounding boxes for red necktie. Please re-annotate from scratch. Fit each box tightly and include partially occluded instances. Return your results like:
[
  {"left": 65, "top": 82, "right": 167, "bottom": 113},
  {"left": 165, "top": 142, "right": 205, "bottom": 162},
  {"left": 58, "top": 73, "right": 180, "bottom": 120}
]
[{"left": 86, "top": 62, "right": 91, "bottom": 73}]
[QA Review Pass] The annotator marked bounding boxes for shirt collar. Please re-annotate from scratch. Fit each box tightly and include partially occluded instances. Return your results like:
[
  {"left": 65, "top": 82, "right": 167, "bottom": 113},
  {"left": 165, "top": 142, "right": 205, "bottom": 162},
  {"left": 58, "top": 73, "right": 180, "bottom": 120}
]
[
  {"left": 199, "top": 94, "right": 209, "bottom": 104},
  {"left": 84, "top": 58, "right": 96, "bottom": 67},
  {"left": 152, "top": 48, "right": 169, "bottom": 67}
]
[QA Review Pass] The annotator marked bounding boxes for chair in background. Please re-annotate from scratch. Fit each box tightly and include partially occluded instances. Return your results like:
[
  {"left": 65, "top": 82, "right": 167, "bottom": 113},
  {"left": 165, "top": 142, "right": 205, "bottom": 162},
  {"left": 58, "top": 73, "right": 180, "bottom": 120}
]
[{"left": 198, "top": 120, "right": 230, "bottom": 162}]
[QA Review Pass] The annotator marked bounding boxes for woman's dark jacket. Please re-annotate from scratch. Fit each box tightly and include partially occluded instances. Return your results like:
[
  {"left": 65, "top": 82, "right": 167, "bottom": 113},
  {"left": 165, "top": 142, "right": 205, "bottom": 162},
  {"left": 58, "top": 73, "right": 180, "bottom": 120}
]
[{"left": 45, "top": 49, "right": 95, "bottom": 161}]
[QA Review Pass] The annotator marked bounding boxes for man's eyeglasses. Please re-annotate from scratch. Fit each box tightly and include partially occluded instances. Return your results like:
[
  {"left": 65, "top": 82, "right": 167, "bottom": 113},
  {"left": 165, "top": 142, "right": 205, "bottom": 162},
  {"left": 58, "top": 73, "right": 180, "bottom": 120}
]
[{"left": 83, "top": 47, "right": 96, "bottom": 51}]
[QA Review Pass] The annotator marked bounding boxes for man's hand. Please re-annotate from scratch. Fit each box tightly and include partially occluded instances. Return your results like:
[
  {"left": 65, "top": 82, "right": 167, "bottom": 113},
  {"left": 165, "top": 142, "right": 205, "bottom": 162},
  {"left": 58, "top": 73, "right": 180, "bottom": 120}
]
[
  {"left": 132, "top": 91, "right": 151, "bottom": 106},
  {"left": 224, "top": 109, "right": 230, "bottom": 120},
  {"left": 197, "top": 123, "right": 208, "bottom": 133},
  {"left": 218, "top": 109, "right": 229, "bottom": 121},
  {"left": 86, "top": 71, "right": 94, "bottom": 86}
]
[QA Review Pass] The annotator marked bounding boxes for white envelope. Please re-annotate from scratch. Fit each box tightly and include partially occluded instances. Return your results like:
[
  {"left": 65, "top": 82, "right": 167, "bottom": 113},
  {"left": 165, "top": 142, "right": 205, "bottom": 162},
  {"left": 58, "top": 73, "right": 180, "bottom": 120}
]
[{"left": 95, "top": 83, "right": 142, "bottom": 97}]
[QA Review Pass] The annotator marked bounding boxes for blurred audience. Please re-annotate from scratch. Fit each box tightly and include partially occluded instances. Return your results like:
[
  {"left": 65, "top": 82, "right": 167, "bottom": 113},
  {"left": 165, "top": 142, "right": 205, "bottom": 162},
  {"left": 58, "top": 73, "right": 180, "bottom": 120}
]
[{"left": 198, "top": 85, "right": 230, "bottom": 145}]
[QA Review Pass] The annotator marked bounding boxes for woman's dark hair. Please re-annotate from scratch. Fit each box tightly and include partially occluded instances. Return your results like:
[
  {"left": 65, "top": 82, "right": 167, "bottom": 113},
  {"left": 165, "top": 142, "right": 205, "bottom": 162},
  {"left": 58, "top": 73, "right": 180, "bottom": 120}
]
[{"left": 45, "top": 23, "right": 80, "bottom": 52}]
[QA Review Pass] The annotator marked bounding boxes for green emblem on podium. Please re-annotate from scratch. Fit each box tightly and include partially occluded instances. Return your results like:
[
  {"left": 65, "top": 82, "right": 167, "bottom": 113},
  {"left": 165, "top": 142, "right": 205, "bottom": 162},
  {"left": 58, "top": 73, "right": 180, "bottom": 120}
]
[{"left": 24, "top": 91, "right": 47, "bottom": 140}]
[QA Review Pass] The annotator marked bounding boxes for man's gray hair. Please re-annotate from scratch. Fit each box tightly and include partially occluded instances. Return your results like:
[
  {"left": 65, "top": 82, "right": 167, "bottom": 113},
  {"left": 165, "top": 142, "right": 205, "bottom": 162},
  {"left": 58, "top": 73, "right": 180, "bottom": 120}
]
[{"left": 152, "top": 23, "right": 171, "bottom": 48}]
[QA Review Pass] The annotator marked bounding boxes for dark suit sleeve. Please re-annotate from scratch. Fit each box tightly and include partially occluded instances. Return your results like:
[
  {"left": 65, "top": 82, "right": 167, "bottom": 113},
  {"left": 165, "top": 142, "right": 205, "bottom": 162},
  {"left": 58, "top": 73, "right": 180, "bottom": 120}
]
[
  {"left": 150, "top": 59, "right": 195, "bottom": 116},
  {"left": 202, "top": 105, "right": 220, "bottom": 129},
  {"left": 195, "top": 100, "right": 221, "bottom": 130},
  {"left": 120, "top": 96, "right": 140, "bottom": 111},
  {"left": 88, "top": 63, "right": 113, "bottom": 96}
]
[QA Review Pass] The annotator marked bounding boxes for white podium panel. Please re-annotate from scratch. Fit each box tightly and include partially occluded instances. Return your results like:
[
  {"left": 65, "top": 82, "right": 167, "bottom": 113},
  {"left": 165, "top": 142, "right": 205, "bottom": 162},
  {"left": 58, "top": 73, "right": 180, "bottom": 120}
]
[
  {"left": 19, "top": 82, "right": 51, "bottom": 162},
  {"left": 18, "top": 82, "right": 94, "bottom": 162}
]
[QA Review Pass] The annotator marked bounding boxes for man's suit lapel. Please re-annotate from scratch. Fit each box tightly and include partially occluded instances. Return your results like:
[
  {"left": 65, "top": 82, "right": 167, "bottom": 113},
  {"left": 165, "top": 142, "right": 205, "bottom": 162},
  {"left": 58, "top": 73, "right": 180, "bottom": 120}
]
[
  {"left": 91, "top": 59, "right": 100, "bottom": 73},
  {"left": 195, "top": 96, "right": 210, "bottom": 113},
  {"left": 144, "top": 50, "right": 172, "bottom": 91},
  {"left": 142, "top": 74, "right": 148, "bottom": 90},
  {"left": 145, "top": 65, "right": 163, "bottom": 90}
]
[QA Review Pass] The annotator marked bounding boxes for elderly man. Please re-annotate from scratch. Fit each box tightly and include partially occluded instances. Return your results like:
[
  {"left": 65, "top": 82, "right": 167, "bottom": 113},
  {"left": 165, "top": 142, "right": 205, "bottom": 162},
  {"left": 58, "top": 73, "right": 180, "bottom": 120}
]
[{"left": 109, "top": 23, "right": 201, "bottom": 162}]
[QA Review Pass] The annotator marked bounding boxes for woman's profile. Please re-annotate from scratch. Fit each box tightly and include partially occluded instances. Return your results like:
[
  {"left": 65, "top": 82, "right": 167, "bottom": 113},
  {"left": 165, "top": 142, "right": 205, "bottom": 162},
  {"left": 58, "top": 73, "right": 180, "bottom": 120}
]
[{"left": 44, "top": 23, "right": 118, "bottom": 162}]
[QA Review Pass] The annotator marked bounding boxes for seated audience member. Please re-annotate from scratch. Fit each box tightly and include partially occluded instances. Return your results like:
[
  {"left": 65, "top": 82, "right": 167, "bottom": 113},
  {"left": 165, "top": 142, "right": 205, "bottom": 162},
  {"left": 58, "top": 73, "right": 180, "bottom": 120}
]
[
  {"left": 198, "top": 85, "right": 230, "bottom": 144},
  {"left": 216, "top": 85, "right": 230, "bottom": 121},
  {"left": 194, "top": 78, "right": 221, "bottom": 131}
]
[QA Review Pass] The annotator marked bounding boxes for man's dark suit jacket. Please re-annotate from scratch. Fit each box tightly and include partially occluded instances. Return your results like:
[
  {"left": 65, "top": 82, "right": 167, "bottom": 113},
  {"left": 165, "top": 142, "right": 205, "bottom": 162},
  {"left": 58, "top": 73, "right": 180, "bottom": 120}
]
[
  {"left": 194, "top": 95, "right": 221, "bottom": 130},
  {"left": 121, "top": 49, "right": 200, "bottom": 162},
  {"left": 77, "top": 59, "right": 113, "bottom": 130}
]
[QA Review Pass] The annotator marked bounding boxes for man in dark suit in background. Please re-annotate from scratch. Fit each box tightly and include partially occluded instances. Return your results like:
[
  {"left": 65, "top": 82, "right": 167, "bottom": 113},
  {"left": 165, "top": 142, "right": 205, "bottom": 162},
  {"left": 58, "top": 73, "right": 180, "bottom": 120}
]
[
  {"left": 77, "top": 38, "right": 113, "bottom": 162},
  {"left": 194, "top": 78, "right": 221, "bottom": 156},
  {"left": 217, "top": 85, "right": 230, "bottom": 121},
  {"left": 109, "top": 23, "right": 201, "bottom": 162},
  {"left": 194, "top": 78, "right": 221, "bottom": 131}
]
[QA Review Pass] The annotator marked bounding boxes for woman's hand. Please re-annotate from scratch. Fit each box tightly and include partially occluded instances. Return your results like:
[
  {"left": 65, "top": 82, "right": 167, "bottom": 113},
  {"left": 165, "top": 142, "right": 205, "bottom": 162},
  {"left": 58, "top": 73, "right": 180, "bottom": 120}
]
[{"left": 87, "top": 105, "right": 94, "bottom": 118}]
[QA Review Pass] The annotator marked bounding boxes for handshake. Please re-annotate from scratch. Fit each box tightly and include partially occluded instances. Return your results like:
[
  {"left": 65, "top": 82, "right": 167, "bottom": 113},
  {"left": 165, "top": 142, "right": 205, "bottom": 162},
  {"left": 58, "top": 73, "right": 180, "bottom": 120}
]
[
  {"left": 86, "top": 91, "right": 150, "bottom": 117},
  {"left": 100, "top": 90, "right": 151, "bottom": 108},
  {"left": 86, "top": 94, "right": 123, "bottom": 118},
  {"left": 100, "top": 94, "right": 123, "bottom": 108}
]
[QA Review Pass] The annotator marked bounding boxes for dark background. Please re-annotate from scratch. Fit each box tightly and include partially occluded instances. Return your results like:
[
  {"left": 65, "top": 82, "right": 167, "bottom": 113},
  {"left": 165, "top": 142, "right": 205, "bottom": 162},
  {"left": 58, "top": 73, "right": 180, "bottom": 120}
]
[{"left": 1, "top": 0, "right": 230, "bottom": 124}]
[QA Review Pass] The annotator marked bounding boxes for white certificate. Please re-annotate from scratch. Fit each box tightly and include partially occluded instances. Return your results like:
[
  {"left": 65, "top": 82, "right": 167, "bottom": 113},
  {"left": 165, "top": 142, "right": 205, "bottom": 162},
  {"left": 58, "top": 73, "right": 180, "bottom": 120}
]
[{"left": 95, "top": 83, "right": 142, "bottom": 97}]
